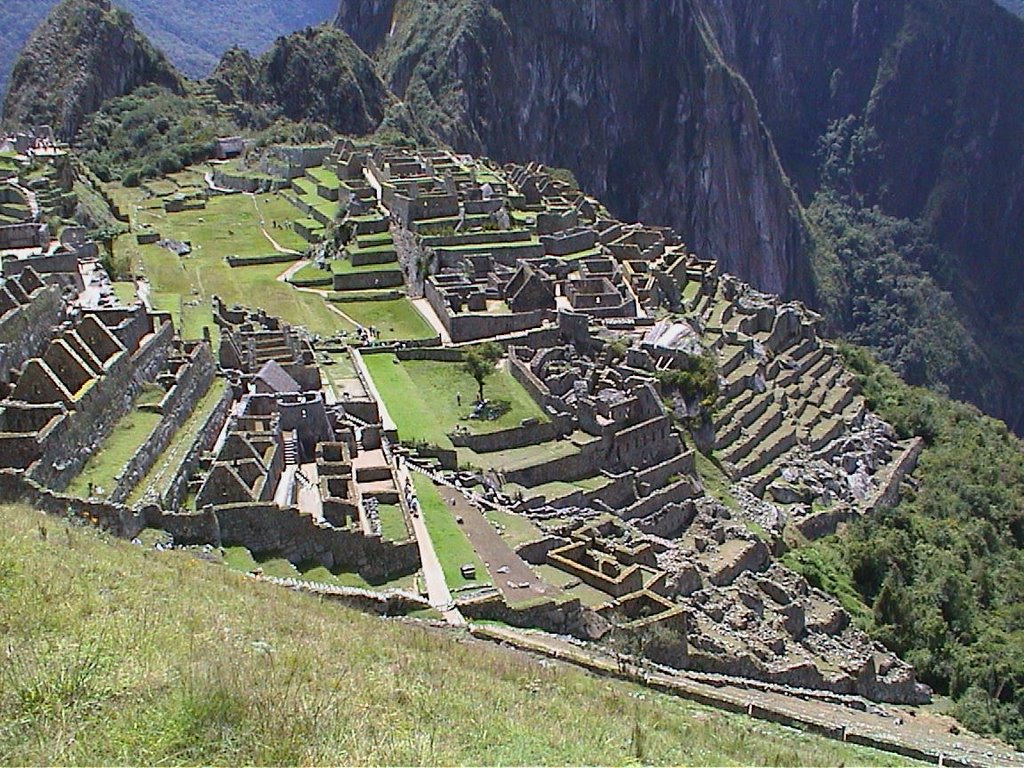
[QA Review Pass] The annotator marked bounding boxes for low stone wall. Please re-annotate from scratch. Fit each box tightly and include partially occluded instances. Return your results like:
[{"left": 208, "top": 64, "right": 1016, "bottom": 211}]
[
  {"left": 256, "top": 575, "right": 429, "bottom": 616},
  {"left": 546, "top": 474, "right": 634, "bottom": 511},
  {"left": 109, "top": 345, "right": 216, "bottom": 504},
  {"left": 446, "top": 310, "right": 551, "bottom": 343},
  {"left": 333, "top": 269, "right": 404, "bottom": 291},
  {"left": 394, "top": 347, "right": 464, "bottom": 362},
  {"left": 504, "top": 438, "right": 607, "bottom": 487},
  {"left": 216, "top": 502, "right": 419, "bottom": 582},
  {"left": 448, "top": 420, "right": 563, "bottom": 453},
  {"left": 0, "top": 469, "right": 143, "bottom": 539},
  {"left": 457, "top": 592, "right": 607, "bottom": 640},
  {"left": 226, "top": 254, "right": 298, "bottom": 267}
]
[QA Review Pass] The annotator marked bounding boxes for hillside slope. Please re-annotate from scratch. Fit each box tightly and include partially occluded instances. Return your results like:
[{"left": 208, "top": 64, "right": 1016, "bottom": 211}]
[
  {"left": 0, "top": 503, "right": 905, "bottom": 765},
  {"left": 2, "top": 0, "right": 181, "bottom": 139},
  {"left": 337, "top": 0, "right": 813, "bottom": 301}
]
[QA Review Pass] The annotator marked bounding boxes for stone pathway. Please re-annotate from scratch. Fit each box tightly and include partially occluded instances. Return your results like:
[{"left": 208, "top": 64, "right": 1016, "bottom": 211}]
[{"left": 412, "top": 296, "right": 452, "bottom": 344}]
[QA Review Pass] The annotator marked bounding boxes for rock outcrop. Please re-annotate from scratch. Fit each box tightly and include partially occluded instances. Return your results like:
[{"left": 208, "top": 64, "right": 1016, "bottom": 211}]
[{"left": 2, "top": 0, "right": 181, "bottom": 139}]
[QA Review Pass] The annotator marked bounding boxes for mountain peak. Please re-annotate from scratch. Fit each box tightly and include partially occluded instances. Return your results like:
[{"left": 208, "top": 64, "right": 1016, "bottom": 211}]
[{"left": 2, "top": 0, "right": 181, "bottom": 139}]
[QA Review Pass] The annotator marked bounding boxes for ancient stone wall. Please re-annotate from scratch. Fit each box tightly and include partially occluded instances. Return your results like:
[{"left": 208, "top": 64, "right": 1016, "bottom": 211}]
[
  {"left": 448, "top": 419, "right": 564, "bottom": 453},
  {"left": 215, "top": 502, "right": 419, "bottom": 582},
  {"left": 0, "top": 469, "right": 143, "bottom": 539},
  {"left": 29, "top": 319, "right": 174, "bottom": 490},
  {"left": 108, "top": 344, "right": 216, "bottom": 504},
  {"left": 457, "top": 592, "right": 608, "bottom": 640},
  {"left": 0, "top": 283, "right": 63, "bottom": 385}
]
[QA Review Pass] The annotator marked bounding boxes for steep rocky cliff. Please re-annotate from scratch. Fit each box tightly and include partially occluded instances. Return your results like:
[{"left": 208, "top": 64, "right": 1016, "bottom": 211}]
[
  {"left": 209, "top": 25, "right": 391, "bottom": 137},
  {"left": 697, "top": 0, "right": 1024, "bottom": 431},
  {"left": 335, "top": 0, "right": 1024, "bottom": 432},
  {"left": 2, "top": 0, "right": 181, "bottom": 139}
]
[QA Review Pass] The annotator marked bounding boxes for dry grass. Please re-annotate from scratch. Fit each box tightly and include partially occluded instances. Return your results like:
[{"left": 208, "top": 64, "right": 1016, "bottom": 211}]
[{"left": 0, "top": 503, "right": 913, "bottom": 766}]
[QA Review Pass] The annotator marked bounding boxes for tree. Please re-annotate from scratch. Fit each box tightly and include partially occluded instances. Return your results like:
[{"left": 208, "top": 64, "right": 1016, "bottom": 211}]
[{"left": 463, "top": 343, "right": 502, "bottom": 403}]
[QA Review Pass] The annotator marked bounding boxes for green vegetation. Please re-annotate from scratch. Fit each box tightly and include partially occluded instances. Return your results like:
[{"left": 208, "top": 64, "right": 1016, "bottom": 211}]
[
  {"left": 411, "top": 474, "right": 486, "bottom": 590},
  {"left": 462, "top": 341, "right": 503, "bottom": 402},
  {"left": 336, "top": 298, "right": 435, "bottom": 341},
  {"left": 787, "top": 346, "right": 1024, "bottom": 748},
  {"left": 364, "top": 354, "right": 548, "bottom": 449},
  {"left": 693, "top": 451, "right": 740, "bottom": 512},
  {"left": 123, "top": 192, "right": 348, "bottom": 338},
  {"left": 807, "top": 189, "right": 992, "bottom": 407},
  {"left": 78, "top": 85, "right": 232, "bottom": 182},
  {"left": 126, "top": 379, "right": 227, "bottom": 507},
  {"left": 0, "top": 502, "right": 908, "bottom": 764},
  {"left": 65, "top": 407, "right": 161, "bottom": 498},
  {"left": 377, "top": 504, "right": 409, "bottom": 542},
  {"left": 657, "top": 353, "right": 719, "bottom": 408}
]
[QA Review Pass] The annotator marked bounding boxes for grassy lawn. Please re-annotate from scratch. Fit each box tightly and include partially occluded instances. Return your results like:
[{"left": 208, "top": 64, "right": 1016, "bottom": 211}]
[
  {"left": 331, "top": 258, "right": 402, "bottom": 275},
  {"left": 116, "top": 186, "right": 348, "bottom": 338},
  {"left": 66, "top": 408, "right": 162, "bottom": 498},
  {"left": 377, "top": 504, "right": 410, "bottom": 542},
  {"left": 132, "top": 242, "right": 347, "bottom": 338},
  {"left": 306, "top": 166, "right": 340, "bottom": 189},
  {"left": 127, "top": 380, "right": 227, "bottom": 507},
  {"left": 412, "top": 474, "right": 487, "bottom": 590},
  {"left": 112, "top": 281, "right": 137, "bottom": 305},
  {"left": 0, "top": 502, "right": 916, "bottom": 765},
  {"left": 253, "top": 194, "right": 312, "bottom": 251},
  {"left": 339, "top": 298, "right": 435, "bottom": 341},
  {"left": 135, "top": 194, "right": 270, "bottom": 261},
  {"left": 364, "top": 355, "right": 548, "bottom": 449},
  {"left": 287, "top": 263, "right": 333, "bottom": 285}
]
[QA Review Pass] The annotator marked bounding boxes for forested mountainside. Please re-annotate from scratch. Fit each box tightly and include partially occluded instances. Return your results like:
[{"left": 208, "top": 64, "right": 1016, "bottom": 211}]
[
  {"left": 333, "top": 0, "right": 1024, "bottom": 435},
  {"left": 2, "top": 0, "right": 181, "bottom": 140},
  {"left": 207, "top": 26, "right": 392, "bottom": 137},
  {"left": 0, "top": 0, "right": 336, "bottom": 105}
]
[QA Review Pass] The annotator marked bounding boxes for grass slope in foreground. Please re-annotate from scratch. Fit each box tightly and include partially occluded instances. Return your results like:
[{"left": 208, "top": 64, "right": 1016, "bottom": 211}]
[{"left": 0, "top": 504, "right": 912, "bottom": 766}]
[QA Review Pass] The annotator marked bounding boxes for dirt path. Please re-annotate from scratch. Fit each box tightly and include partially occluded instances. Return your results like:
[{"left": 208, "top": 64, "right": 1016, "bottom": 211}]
[{"left": 274, "top": 260, "right": 361, "bottom": 329}]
